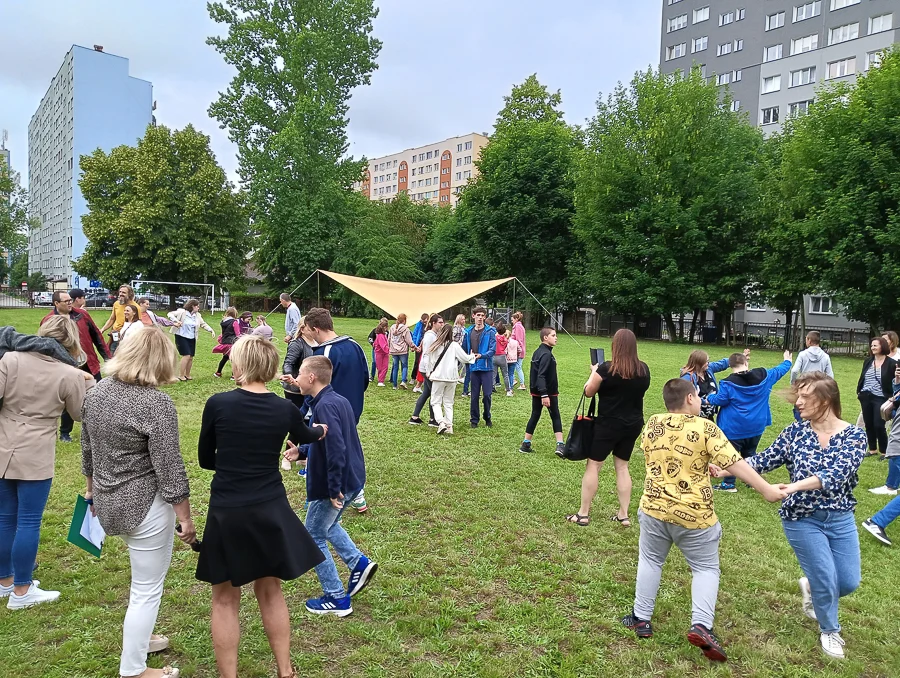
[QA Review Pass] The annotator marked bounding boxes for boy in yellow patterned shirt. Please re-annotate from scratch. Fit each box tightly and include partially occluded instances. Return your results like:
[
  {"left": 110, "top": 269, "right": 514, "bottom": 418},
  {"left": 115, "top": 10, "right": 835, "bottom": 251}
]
[{"left": 621, "top": 379, "right": 785, "bottom": 662}]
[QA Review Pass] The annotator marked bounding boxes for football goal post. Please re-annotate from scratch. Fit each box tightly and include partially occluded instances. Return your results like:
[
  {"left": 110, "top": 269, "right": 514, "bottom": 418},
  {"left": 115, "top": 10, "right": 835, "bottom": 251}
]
[{"left": 130, "top": 280, "right": 225, "bottom": 313}]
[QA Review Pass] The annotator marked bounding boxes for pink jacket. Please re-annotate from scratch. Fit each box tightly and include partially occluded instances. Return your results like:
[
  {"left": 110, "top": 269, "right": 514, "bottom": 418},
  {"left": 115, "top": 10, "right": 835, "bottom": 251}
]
[
  {"left": 512, "top": 321, "right": 525, "bottom": 358},
  {"left": 374, "top": 332, "right": 389, "bottom": 355}
]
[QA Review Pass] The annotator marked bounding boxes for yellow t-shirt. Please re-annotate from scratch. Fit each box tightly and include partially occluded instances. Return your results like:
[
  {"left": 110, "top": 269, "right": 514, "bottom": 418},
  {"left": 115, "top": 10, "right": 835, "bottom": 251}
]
[
  {"left": 111, "top": 301, "right": 142, "bottom": 332},
  {"left": 640, "top": 413, "right": 740, "bottom": 529}
]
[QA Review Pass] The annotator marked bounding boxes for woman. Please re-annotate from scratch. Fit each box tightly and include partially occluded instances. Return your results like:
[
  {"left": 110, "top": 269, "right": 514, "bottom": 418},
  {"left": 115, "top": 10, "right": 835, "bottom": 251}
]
[
  {"left": 196, "top": 335, "right": 326, "bottom": 678},
  {"left": 428, "top": 324, "right": 476, "bottom": 435},
  {"left": 511, "top": 312, "right": 527, "bottom": 390},
  {"left": 252, "top": 315, "right": 274, "bottom": 341},
  {"left": 167, "top": 299, "right": 216, "bottom": 381},
  {"left": 213, "top": 307, "right": 242, "bottom": 379},
  {"left": 567, "top": 329, "right": 650, "bottom": 527},
  {"left": 367, "top": 318, "right": 387, "bottom": 383},
  {"left": 373, "top": 319, "right": 390, "bottom": 386},
  {"left": 110, "top": 303, "right": 140, "bottom": 356},
  {"left": 883, "top": 331, "right": 900, "bottom": 361},
  {"left": 409, "top": 315, "right": 443, "bottom": 425},
  {"left": 856, "top": 337, "right": 897, "bottom": 457},
  {"left": 679, "top": 349, "right": 749, "bottom": 421},
  {"left": 744, "top": 373, "right": 867, "bottom": 660},
  {"left": 389, "top": 314, "right": 416, "bottom": 389},
  {"left": 81, "top": 326, "right": 196, "bottom": 678},
  {"left": 0, "top": 316, "right": 92, "bottom": 609}
]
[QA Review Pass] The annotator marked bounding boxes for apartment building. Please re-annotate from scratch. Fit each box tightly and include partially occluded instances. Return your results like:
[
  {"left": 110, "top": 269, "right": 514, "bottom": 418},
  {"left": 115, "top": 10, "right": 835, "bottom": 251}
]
[
  {"left": 28, "top": 45, "right": 152, "bottom": 285},
  {"left": 359, "top": 132, "right": 488, "bottom": 207},
  {"left": 659, "top": 0, "right": 900, "bottom": 134}
]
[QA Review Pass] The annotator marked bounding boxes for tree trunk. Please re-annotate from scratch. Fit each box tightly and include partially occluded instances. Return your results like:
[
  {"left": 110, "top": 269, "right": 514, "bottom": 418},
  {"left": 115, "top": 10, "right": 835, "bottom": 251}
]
[
  {"left": 724, "top": 310, "right": 733, "bottom": 347},
  {"left": 783, "top": 305, "right": 795, "bottom": 351},
  {"left": 678, "top": 313, "right": 685, "bottom": 341},
  {"left": 688, "top": 308, "right": 700, "bottom": 344},
  {"left": 799, "top": 295, "right": 807, "bottom": 342},
  {"left": 664, "top": 313, "right": 678, "bottom": 342}
]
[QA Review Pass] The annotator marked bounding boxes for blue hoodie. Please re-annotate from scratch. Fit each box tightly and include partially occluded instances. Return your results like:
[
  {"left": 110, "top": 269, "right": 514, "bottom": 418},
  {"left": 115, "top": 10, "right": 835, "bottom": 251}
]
[
  {"left": 679, "top": 357, "right": 730, "bottom": 391},
  {"left": 306, "top": 385, "right": 366, "bottom": 501},
  {"left": 313, "top": 335, "right": 369, "bottom": 423},
  {"left": 462, "top": 324, "right": 497, "bottom": 372},
  {"left": 706, "top": 360, "right": 792, "bottom": 439}
]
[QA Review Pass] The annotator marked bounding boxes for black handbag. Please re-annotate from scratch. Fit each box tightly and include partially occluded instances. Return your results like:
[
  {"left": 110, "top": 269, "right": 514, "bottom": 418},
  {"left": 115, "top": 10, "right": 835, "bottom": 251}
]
[{"left": 560, "top": 392, "right": 595, "bottom": 461}]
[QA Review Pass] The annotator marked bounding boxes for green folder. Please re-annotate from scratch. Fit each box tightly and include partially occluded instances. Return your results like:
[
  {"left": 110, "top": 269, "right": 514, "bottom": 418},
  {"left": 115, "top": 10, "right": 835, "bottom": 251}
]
[{"left": 67, "top": 495, "right": 104, "bottom": 558}]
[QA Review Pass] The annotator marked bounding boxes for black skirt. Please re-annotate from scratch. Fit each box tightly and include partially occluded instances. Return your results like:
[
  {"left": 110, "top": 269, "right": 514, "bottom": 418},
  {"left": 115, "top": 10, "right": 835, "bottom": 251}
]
[{"left": 196, "top": 494, "right": 325, "bottom": 586}]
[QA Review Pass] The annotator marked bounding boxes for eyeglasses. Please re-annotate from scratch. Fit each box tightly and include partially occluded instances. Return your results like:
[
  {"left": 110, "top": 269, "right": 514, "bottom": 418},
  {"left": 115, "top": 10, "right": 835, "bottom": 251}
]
[{"left": 59, "top": 299, "right": 73, "bottom": 304}]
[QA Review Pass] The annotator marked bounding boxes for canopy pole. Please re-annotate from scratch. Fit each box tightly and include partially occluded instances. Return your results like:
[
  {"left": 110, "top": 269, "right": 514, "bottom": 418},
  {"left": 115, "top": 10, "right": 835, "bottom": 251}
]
[
  {"left": 317, "top": 271, "right": 321, "bottom": 307},
  {"left": 513, "top": 277, "right": 582, "bottom": 347},
  {"left": 512, "top": 279, "right": 516, "bottom": 314},
  {"left": 263, "top": 269, "right": 318, "bottom": 320}
]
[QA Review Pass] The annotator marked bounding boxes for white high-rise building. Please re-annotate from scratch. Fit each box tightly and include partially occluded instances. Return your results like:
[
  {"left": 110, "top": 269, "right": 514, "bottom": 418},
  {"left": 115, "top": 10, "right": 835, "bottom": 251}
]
[{"left": 28, "top": 45, "right": 153, "bottom": 286}]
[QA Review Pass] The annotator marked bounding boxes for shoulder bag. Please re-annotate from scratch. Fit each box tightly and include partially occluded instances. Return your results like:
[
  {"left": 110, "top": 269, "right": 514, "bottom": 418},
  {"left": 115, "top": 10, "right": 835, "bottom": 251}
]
[{"left": 560, "top": 391, "right": 596, "bottom": 461}]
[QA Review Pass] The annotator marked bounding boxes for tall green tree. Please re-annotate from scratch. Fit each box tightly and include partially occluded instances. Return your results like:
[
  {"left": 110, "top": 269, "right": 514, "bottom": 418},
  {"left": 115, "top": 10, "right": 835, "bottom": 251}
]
[
  {"left": 74, "top": 124, "right": 249, "bottom": 296},
  {"left": 0, "top": 165, "right": 32, "bottom": 285},
  {"left": 574, "top": 67, "right": 765, "bottom": 340},
  {"left": 207, "top": 0, "right": 381, "bottom": 291}
]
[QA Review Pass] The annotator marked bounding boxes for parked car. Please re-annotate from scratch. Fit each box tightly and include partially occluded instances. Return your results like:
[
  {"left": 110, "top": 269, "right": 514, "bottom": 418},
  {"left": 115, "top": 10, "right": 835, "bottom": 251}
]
[
  {"left": 33, "top": 292, "right": 54, "bottom": 305},
  {"left": 83, "top": 291, "right": 116, "bottom": 307}
]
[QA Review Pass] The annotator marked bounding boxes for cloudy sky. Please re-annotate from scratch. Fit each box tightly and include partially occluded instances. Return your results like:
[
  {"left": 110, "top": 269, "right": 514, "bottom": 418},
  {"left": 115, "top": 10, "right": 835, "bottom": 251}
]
[{"left": 0, "top": 1, "right": 662, "bottom": 185}]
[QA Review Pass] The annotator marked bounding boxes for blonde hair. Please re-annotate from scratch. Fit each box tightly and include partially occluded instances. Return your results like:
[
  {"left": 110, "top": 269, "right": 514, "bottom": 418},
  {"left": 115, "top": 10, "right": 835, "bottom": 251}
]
[
  {"left": 230, "top": 334, "right": 279, "bottom": 384},
  {"left": 455, "top": 314, "right": 466, "bottom": 327},
  {"left": 105, "top": 325, "right": 177, "bottom": 387},
  {"left": 301, "top": 355, "right": 333, "bottom": 385},
  {"left": 38, "top": 315, "right": 84, "bottom": 362},
  {"left": 224, "top": 306, "right": 238, "bottom": 319}
]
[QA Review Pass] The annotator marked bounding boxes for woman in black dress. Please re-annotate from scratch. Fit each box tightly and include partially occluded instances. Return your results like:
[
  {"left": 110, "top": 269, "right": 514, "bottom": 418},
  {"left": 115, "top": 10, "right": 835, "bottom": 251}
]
[
  {"left": 196, "top": 335, "right": 326, "bottom": 678},
  {"left": 566, "top": 329, "right": 651, "bottom": 527}
]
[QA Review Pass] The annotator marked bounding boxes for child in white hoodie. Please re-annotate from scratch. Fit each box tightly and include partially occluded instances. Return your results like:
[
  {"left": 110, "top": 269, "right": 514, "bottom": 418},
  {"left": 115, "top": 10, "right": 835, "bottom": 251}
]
[{"left": 427, "top": 324, "right": 477, "bottom": 435}]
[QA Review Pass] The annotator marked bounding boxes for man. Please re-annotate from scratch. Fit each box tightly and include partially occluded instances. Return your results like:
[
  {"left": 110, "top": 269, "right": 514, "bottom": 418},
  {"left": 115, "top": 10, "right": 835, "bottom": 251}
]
[
  {"left": 280, "top": 293, "right": 302, "bottom": 343},
  {"left": 790, "top": 331, "right": 834, "bottom": 421},
  {"left": 462, "top": 307, "right": 497, "bottom": 428},
  {"left": 98, "top": 285, "right": 142, "bottom": 344},
  {"left": 137, "top": 297, "right": 176, "bottom": 328},
  {"left": 41, "top": 289, "right": 109, "bottom": 441}
]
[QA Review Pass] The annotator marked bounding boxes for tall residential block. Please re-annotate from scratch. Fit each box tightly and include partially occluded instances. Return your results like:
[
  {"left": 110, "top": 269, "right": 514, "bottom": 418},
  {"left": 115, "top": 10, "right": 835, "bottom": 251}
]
[
  {"left": 659, "top": 0, "right": 900, "bottom": 134},
  {"left": 28, "top": 45, "right": 152, "bottom": 286},
  {"left": 359, "top": 133, "right": 489, "bottom": 207}
]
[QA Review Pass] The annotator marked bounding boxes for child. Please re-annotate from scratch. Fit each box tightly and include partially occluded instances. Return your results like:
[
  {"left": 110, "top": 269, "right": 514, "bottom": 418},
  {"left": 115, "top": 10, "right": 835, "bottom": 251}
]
[
  {"left": 372, "top": 318, "right": 390, "bottom": 386},
  {"left": 293, "top": 355, "right": 377, "bottom": 616},
  {"left": 519, "top": 328, "right": 564, "bottom": 455},
  {"left": 495, "top": 321, "right": 509, "bottom": 392},
  {"left": 505, "top": 330, "right": 519, "bottom": 397},
  {"left": 427, "top": 324, "right": 476, "bottom": 435},
  {"left": 621, "top": 379, "right": 784, "bottom": 662}
]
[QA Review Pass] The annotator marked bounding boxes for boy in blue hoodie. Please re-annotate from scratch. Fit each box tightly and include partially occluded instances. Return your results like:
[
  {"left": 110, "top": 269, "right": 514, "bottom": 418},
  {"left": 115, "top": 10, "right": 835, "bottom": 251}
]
[
  {"left": 705, "top": 349, "right": 793, "bottom": 492},
  {"left": 292, "top": 355, "right": 378, "bottom": 617},
  {"left": 462, "top": 307, "right": 497, "bottom": 428}
]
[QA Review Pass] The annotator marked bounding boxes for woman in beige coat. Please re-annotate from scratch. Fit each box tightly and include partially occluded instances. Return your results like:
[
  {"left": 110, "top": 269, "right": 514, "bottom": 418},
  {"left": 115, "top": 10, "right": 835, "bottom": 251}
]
[{"left": 0, "top": 315, "right": 93, "bottom": 609}]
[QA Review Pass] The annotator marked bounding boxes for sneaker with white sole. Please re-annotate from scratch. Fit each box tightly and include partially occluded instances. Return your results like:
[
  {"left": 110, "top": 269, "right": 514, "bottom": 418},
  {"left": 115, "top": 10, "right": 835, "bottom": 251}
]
[
  {"left": 820, "top": 632, "right": 845, "bottom": 659},
  {"left": 799, "top": 577, "right": 817, "bottom": 620},
  {"left": 0, "top": 579, "right": 38, "bottom": 599},
  {"left": 281, "top": 458, "right": 292, "bottom": 471},
  {"left": 868, "top": 485, "right": 898, "bottom": 496},
  {"left": 862, "top": 518, "right": 892, "bottom": 545},
  {"left": 347, "top": 555, "right": 378, "bottom": 596},
  {"left": 306, "top": 593, "right": 352, "bottom": 617},
  {"left": 7, "top": 583, "right": 60, "bottom": 610}
]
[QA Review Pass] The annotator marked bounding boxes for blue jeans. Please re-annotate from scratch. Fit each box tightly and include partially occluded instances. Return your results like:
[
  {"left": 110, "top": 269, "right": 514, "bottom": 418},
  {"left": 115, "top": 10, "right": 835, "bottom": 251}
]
[
  {"left": 469, "top": 370, "right": 493, "bottom": 424},
  {"left": 370, "top": 346, "right": 376, "bottom": 380},
  {"left": 514, "top": 358, "right": 525, "bottom": 386},
  {"left": 0, "top": 478, "right": 53, "bottom": 586},
  {"left": 781, "top": 510, "right": 860, "bottom": 634},
  {"left": 305, "top": 489, "right": 364, "bottom": 598},
  {"left": 506, "top": 363, "right": 515, "bottom": 391},
  {"left": 390, "top": 354, "right": 408, "bottom": 387},
  {"left": 872, "top": 494, "right": 900, "bottom": 529},
  {"left": 463, "top": 363, "right": 471, "bottom": 395},
  {"left": 723, "top": 434, "right": 762, "bottom": 486},
  {"left": 886, "top": 456, "right": 900, "bottom": 490}
]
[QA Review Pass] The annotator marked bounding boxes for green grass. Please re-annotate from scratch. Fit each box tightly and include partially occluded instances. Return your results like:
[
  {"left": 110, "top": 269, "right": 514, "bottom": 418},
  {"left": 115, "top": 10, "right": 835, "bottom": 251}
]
[{"left": 0, "top": 309, "right": 896, "bottom": 678}]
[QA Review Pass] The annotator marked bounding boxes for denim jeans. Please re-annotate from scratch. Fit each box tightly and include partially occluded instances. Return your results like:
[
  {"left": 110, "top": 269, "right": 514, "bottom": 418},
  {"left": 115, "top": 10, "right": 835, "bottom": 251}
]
[
  {"left": 0, "top": 478, "right": 53, "bottom": 586},
  {"left": 723, "top": 434, "right": 762, "bottom": 486},
  {"left": 390, "top": 353, "right": 408, "bottom": 387},
  {"left": 305, "top": 488, "right": 364, "bottom": 598},
  {"left": 506, "top": 363, "right": 515, "bottom": 391},
  {"left": 463, "top": 363, "right": 471, "bottom": 395},
  {"left": 886, "top": 456, "right": 900, "bottom": 490},
  {"left": 370, "top": 346, "right": 377, "bottom": 380},
  {"left": 872, "top": 494, "right": 900, "bottom": 530},
  {"left": 781, "top": 510, "right": 860, "bottom": 634},
  {"left": 469, "top": 370, "right": 493, "bottom": 424},
  {"left": 514, "top": 358, "right": 525, "bottom": 386}
]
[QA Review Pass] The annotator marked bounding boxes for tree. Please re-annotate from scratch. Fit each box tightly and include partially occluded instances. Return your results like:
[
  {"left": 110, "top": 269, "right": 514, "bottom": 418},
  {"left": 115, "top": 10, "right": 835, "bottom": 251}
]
[
  {"left": 207, "top": 0, "right": 381, "bottom": 291},
  {"left": 574, "top": 67, "right": 765, "bottom": 340},
  {"left": 8, "top": 248, "right": 29, "bottom": 288},
  {"left": 74, "top": 124, "right": 249, "bottom": 299},
  {"left": 456, "top": 75, "right": 580, "bottom": 307},
  {"left": 0, "top": 165, "right": 33, "bottom": 284}
]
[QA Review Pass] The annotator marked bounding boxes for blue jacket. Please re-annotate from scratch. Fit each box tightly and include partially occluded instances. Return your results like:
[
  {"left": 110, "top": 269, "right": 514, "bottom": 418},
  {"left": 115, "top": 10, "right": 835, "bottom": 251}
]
[
  {"left": 313, "top": 335, "right": 369, "bottom": 423},
  {"left": 306, "top": 385, "right": 366, "bottom": 501},
  {"left": 462, "top": 324, "right": 497, "bottom": 372},
  {"left": 679, "top": 357, "right": 730, "bottom": 391},
  {"left": 706, "top": 360, "right": 792, "bottom": 439},
  {"left": 411, "top": 320, "right": 425, "bottom": 347}
]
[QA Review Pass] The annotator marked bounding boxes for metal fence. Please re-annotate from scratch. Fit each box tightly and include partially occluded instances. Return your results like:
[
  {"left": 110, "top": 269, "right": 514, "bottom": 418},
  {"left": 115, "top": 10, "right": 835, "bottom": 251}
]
[{"left": 0, "top": 289, "right": 44, "bottom": 309}]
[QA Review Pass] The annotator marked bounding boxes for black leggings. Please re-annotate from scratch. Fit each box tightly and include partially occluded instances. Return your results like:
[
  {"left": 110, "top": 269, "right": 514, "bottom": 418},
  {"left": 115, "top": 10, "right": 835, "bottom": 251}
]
[
  {"left": 217, "top": 354, "right": 230, "bottom": 374},
  {"left": 526, "top": 395, "right": 562, "bottom": 435},
  {"left": 860, "top": 391, "right": 889, "bottom": 453}
]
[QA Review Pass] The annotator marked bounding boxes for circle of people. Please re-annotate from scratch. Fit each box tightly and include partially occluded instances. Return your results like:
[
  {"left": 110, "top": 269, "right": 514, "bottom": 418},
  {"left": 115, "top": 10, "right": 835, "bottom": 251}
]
[{"left": 2, "top": 285, "right": 900, "bottom": 676}]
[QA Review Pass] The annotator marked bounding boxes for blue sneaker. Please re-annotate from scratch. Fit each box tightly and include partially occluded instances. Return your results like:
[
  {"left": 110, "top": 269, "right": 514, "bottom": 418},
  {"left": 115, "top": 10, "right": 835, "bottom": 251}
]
[
  {"left": 714, "top": 483, "right": 737, "bottom": 493},
  {"left": 305, "top": 593, "right": 352, "bottom": 617},
  {"left": 347, "top": 555, "right": 378, "bottom": 596},
  {"left": 297, "top": 467, "right": 307, "bottom": 478}
]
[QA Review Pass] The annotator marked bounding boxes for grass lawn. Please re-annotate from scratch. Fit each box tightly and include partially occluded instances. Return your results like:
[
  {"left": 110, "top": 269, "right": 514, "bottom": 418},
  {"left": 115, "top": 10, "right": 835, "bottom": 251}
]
[{"left": 0, "top": 308, "right": 897, "bottom": 678}]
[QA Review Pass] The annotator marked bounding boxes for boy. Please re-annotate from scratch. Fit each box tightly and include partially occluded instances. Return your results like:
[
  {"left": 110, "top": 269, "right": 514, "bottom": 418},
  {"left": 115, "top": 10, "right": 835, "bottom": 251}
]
[
  {"left": 621, "top": 379, "right": 784, "bottom": 662},
  {"left": 791, "top": 332, "right": 834, "bottom": 421},
  {"left": 519, "top": 328, "right": 564, "bottom": 456},
  {"left": 462, "top": 307, "right": 497, "bottom": 427},
  {"left": 705, "top": 349, "right": 792, "bottom": 492},
  {"left": 294, "top": 356, "right": 378, "bottom": 616}
]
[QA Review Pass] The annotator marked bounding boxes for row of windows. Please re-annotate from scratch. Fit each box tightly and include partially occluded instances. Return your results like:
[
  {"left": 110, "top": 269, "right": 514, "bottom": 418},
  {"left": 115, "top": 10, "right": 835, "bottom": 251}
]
[
  {"left": 746, "top": 296, "right": 836, "bottom": 314},
  {"left": 761, "top": 51, "right": 882, "bottom": 101},
  {"left": 373, "top": 173, "right": 397, "bottom": 183},
  {"left": 667, "top": 6, "right": 744, "bottom": 33},
  {"left": 374, "top": 160, "right": 398, "bottom": 171}
]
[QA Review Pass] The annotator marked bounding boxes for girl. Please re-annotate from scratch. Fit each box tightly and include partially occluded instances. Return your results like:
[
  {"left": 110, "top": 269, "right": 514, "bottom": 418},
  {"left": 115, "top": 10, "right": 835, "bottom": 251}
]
[
  {"left": 389, "top": 314, "right": 416, "bottom": 389},
  {"left": 167, "top": 299, "right": 216, "bottom": 381},
  {"left": 427, "top": 324, "right": 476, "bottom": 435},
  {"left": 373, "top": 319, "right": 390, "bottom": 386},
  {"left": 494, "top": 321, "right": 509, "bottom": 393},
  {"left": 213, "top": 307, "right": 242, "bottom": 379},
  {"left": 511, "top": 312, "right": 527, "bottom": 390},
  {"left": 679, "top": 349, "right": 747, "bottom": 421},
  {"left": 505, "top": 330, "right": 520, "bottom": 397},
  {"left": 110, "top": 304, "right": 140, "bottom": 356},
  {"left": 367, "top": 318, "right": 387, "bottom": 383}
]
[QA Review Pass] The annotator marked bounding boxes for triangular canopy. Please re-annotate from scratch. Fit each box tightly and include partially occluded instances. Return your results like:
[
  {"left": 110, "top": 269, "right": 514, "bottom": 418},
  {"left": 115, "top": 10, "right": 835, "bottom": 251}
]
[{"left": 318, "top": 270, "right": 514, "bottom": 323}]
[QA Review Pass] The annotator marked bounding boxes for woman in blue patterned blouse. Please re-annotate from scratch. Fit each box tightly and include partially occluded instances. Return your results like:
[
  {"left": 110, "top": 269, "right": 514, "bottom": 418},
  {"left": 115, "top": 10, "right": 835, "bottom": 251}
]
[{"left": 726, "top": 372, "right": 865, "bottom": 661}]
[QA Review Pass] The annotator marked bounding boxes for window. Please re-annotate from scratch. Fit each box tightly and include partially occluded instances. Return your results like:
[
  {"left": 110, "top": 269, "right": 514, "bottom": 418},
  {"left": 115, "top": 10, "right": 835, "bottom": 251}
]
[
  {"left": 719, "top": 11, "right": 734, "bottom": 26},
  {"left": 425, "top": 178, "right": 431, "bottom": 186},
  {"left": 790, "top": 66, "right": 816, "bottom": 87},
  {"left": 666, "top": 43, "right": 687, "bottom": 60},
  {"left": 456, "top": 158, "right": 462, "bottom": 166},
  {"left": 716, "top": 72, "right": 731, "bottom": 85},
  {"left": 790, "top": 34, "right": 818, "bottom": 55},
  {"left": 789, "top": 100, "right": 814, "bottom": 117},
  {"left": 718, "top": 42, "right": 732, "bottom": 56},
  {"left": 411, "top": 155, "right": 416, "bottom": 163},
  {"left": 867, "top": 50, "right": 884, "bottom": 70},
  {"left": 829, "top": 23, "right": 858, "bottom": 45},
  {"left": 464, "top": 170, "right": 472, "bottom": 179},
  {"left": 440, "top": 195, "right": 449, "bottom": 202},
  {"left": 762, "top": 75, "right": 782, "bottom": 93},
  {"left": 761, "top": 106, "right": 780, "bottom": 125},
  {"left": 793, "top": 1, "right": 821, "bottom": 22},
  {"left": 733, "top": 69, "right": 742, "bottom": 82},
  {"left": 393, "top": 160, "right": 398, "bottom": 167},
  {"left": 734, "top": 39, "right": 743, "bottom": 51},
  {"left": 441, "top": 167, "right": 449, "bottom": 174},
  {"left": 809, "top": 296, "right": 835, "bottom": 314},
  {"left": 737, "top": 8, "right": 745, "bottom": 20},
  {"left": 668, "top": 0, "right": 683, "bottom": 4},
  {"left": 426, "top": 164, "right": 432, "bottom": 172},
  {"left": 442, "top": 152, "right": 450, "bottom": 161},
  {"left": 456, "top": 172, "right": 462, "bottom": 180},
  {"left": 826, "top": 57, "right": 856, "bottom": 79},
  {"left": 418, "top": 153, "right": 424, "bottom": 161},
  {"left": 746, "top": 303, "right": 767, "bottom": 312},
  {"left": 457, "top": 143, "right": 463, "bottom": 152},
  {"left": 767, "top": 12, "right": 785, "bottom": 30},
  {"left": 464, "top": 156, "right": 472, "bottom": 164},
  {"left": 465, "top": 141, "right": 473, "bottom": 150},
  {"left": 830, "top": 0, "right": 859, "bottom": 10},
  {"left": 693, "top": 6, "right": 709, "bottom": 23},
  {"left": 692, "top": 36, "right": 708, "bottom": 53},
  {"left": 731, "top": 100, "right": 741, "bottom": 112},
  {"left": 870, "top": 14, "right": 892, "bottom": 34},
  {"left": 668, "top": 14, "right": 688, "bottom": 32},
  {"left": 426, "top": 151, "right": 432, "bottom": 159},
  {"left": 763, "top": 44, "right": 783, "bottom": 62}
]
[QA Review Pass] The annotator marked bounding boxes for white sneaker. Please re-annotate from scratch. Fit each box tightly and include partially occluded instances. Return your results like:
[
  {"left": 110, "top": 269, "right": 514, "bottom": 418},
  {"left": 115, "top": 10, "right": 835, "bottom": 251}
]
[
  {"left": 7, "top": 583, "right": 60, "bottom": 610},
  {"left": 506, "top": 390, "right": 513, "bottom": 397},
  {"left": 281, "top": 458, "right": 292, "bottom": 471},
  {"left": 413, "top": 386, "right": 422, "bottom": 393},
  {"left": 799, "top": 577, "right": 817, "bottom": 620},
  {"left": 376, "top": 382, "right": 385, "bottom": 387},
  {"left": 868, "top": 485, "right": 898, "bottom": 496},
  {"left": 0, "top": 579, "right": 38, "bottom": 599},
  {"left": 820, "top": 632, "right": 845, "bottom": 659}
]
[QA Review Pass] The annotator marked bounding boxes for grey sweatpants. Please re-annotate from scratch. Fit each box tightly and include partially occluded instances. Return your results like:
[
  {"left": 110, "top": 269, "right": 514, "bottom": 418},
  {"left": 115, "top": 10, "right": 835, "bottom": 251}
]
[{"left": 634, "top": 510, "right": 722, "bottom": 629}]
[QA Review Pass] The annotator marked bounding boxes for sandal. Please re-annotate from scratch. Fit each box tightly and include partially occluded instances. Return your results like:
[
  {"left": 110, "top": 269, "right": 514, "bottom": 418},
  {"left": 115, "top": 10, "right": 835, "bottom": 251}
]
[
  {"left": 611, "top": 515, "right": 631, "bottom": 527},
  {"left": 177, "top": 377, "right": 187, "bottom": 382},
  {"left": 566, "top": 513, "right": 590, "bottom": 526},
  {"left": 148, "top": 634, "right": 169, "bottom": 653}
]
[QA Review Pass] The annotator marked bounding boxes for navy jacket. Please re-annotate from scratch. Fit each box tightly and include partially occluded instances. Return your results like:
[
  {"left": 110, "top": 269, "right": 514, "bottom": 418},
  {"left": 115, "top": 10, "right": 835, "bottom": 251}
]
[
  {"left": 313, "top": 335, "right": 369, "bottom": 423},
  {"left": 306, "top": 385, "right": 366, "bottom": 501}
]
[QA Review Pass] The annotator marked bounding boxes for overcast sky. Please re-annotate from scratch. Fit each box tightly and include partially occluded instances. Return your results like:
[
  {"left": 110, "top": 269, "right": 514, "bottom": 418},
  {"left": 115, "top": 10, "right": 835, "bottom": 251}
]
[{"left": 0, "top": 1, "right": 662, "bottom": 185}]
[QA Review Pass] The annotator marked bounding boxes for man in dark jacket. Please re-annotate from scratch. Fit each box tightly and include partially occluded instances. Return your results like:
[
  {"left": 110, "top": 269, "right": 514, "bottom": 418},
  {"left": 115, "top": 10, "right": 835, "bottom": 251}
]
[{"left": 520, "top": 328, "right": 564, "bottom": 455}]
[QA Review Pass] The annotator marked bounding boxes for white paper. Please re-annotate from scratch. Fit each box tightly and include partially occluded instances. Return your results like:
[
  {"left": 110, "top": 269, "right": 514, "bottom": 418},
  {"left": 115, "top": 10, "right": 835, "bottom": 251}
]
[{"left": 79, "top": 507, "right": 106, "bottom": 549}]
